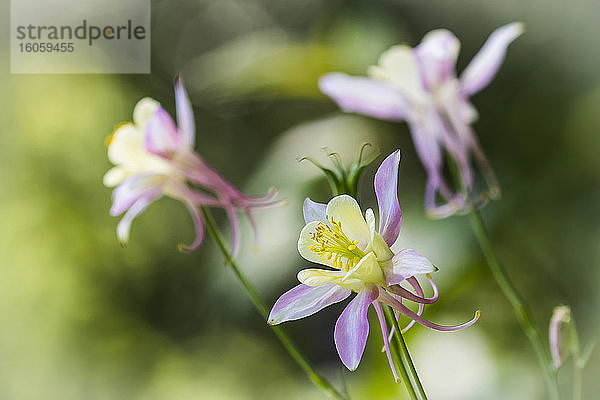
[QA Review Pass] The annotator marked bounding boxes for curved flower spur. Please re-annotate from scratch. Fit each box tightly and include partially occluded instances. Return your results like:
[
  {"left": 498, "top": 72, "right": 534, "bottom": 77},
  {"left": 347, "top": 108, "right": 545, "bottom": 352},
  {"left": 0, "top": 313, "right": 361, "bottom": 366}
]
[
  {"left": 268, "top": 150, "right": 480, "bottom": 379},
  {"left": 319, "top": 23, "right": 523, "bottom": 218},
  {"left": 104, "top": 76, "right": 280, "bottom": 253}
]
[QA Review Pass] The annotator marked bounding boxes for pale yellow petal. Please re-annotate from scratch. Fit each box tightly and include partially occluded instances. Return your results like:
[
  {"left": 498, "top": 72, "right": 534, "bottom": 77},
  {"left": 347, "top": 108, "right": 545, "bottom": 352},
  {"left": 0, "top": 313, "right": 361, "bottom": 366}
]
[
  {"left": 107, "top": 123, "right": 145, "bottom": 166},
  {"left": 336, "top": 277, "right": 367, "bottom": 293},
  {"left": 368, "top": 45, "right": 427, "bottom": 105},
  {"left": 297, "top": 221, "right": 334, "bottom": 267},
  {"left": 297, "top": 268, "right": 344, "bottom": 287},
  {"left": 363, "top": 207, "right": 393, "bottom": 261},
  {"left": 371, "top": 232, "right": 394, "bottom": 262},
  {"left": 346, "top": 251, "right": 386, "bottom": 286},
  {"left": 326, "top": 195, "right": 371, "bottom": 250},
  {"left": 133, "top": 97, "right": 160, "bottom": 129},
  {"left": 108, "top": 123, "right": 173, "bottom": 175},
  {"left": 298, "top": 268, "right": 365, "bottom": 293},
  {"left": 103, "top": 167, "right": 128, "bottom": 187}
]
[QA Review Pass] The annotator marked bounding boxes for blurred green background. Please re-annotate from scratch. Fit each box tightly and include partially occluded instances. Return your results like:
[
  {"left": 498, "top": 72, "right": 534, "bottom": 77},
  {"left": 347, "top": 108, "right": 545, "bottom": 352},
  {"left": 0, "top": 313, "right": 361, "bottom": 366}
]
[{"left": 0, "top": 0, "right": 599, "bottom": 399}]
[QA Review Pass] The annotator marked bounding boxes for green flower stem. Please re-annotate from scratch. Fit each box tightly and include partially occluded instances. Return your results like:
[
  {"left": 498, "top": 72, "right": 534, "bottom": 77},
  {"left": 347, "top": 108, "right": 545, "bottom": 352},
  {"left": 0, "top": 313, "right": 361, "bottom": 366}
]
[
  {"left": 395, "top": 330, "right": 427, "bottom": 399},
  {"left": 570, "top": 318, "right": 583, "bottom": 400},
  {"left": 200, "top": 206, "right": 349, "bottom": 400},
  {"left": 573, "top": 358, "right": 583, "bottom": 400},
  {"left": 467, "top": 210, "right": 559, "bottom": 400},
  {"left": 385, "top": 305, "right": 428, "bottom": 400},
  {"left": 382, "top": 305, "right": 418, "bottom": 400}
]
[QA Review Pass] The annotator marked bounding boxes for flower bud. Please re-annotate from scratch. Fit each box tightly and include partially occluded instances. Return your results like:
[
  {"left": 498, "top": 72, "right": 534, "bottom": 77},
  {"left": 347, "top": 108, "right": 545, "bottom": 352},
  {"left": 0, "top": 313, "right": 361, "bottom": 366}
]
[
  {"left": 549, "top": 305, "right": 574, "bottom": 369},
  {"left": 299, "top": 143, "right": 378, "bottom": 197}
]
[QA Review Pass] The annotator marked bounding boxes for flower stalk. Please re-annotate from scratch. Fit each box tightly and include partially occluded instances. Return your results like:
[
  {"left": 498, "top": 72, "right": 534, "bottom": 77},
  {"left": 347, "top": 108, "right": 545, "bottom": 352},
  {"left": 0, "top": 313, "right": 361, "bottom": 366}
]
[
  {"left": 571, "top": 336, "right": 595, "bottom": 400},
  {"left": 382, "top": 305, "right": 421, "bottom": 400},
  {"left": 467, "top": 209, "right": 559, "bottom": 400},
  {"left": 395, "top": 328, "right": 427, "bottom": 399},
  {"left": 199, "top": 206, "right": 349, "bottom": 400},
  {"left": 573, "top": 355, "right": 583, "bottom": 400},
  {"left": 567, "top": 315, "right": 582, "bottom": 400}
]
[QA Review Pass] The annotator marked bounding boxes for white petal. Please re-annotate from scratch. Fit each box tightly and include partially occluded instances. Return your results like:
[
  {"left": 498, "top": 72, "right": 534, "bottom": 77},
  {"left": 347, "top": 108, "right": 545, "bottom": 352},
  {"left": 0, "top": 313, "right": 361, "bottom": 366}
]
[
  {"left": 407, "top": 115, "right": 443, "bottom": 173},
  {"left": 365, "top": 208, "right": 394, "bottom": 262},
  {"left": 319, "top": 73, "right": 409, "bottom": 121},
  {"left": 334, "top": 286, "right": 378, "bottom": 371},
  {"left": 384, "top": 249, "right": 435, "bottom": 286},
  {"left": 303, "top": 197, "right": 327, "bottom": 224},
  {"left": 365, "top": 208, "right": 376, "bottom": 233},
  {"left": 110, "top": 174, "right": 165, "bottom": 216},
  {"left": 414, "top": 29, "right": 460, "bottom": 89},
  {"left": 267, "top": 283, "right": 351, "bottom": 325}
]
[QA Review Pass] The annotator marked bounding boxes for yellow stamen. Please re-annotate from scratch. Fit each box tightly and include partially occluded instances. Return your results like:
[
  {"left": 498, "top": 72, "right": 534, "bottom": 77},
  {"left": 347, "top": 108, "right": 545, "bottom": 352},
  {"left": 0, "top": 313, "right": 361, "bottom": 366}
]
[
  {"left": 105, "top": 133, "right": 115, "bottom": 147},
  {"left": 308, "top": 215, "right": 366, "bottom": 270}
]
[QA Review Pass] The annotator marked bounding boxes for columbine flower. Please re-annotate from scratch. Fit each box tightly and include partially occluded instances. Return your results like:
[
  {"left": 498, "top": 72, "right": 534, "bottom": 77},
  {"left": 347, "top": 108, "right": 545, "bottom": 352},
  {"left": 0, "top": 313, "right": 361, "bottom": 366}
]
[
  {"left": 268, "top": 150, "right": 479, "bottom": 378},
  {"left": 104, "top": 76, "right": 279, "bottom": 253},
  {"left": 319, "top": 23, "right": 523, "bottom": 218}
]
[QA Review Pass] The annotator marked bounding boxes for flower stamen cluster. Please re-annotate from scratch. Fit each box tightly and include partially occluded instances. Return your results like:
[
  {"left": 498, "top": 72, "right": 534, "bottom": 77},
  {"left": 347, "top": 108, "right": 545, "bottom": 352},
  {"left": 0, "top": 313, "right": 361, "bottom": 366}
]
[{"left": 308, "top": 216, "right": 365, "bottom": 271}]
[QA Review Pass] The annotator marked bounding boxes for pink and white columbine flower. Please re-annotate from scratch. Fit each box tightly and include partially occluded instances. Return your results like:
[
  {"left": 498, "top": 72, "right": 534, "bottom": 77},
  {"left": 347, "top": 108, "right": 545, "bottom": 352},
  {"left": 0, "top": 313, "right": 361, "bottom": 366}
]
[
  {"left": 268, "top": 150, "right": 480, "bottom": 378},
  {"left": 104, "top": 76, "right": 279, "bottom": 253},
  {"left": 319, "top": 23, "right": 523, "bottom": 218}
]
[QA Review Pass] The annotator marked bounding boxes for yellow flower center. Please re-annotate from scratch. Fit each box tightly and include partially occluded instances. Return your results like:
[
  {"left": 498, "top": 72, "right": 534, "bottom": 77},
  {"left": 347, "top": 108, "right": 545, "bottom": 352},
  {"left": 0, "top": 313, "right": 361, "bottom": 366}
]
[{"left": 308, "top": 215, "right": 366, "bottom": 272}]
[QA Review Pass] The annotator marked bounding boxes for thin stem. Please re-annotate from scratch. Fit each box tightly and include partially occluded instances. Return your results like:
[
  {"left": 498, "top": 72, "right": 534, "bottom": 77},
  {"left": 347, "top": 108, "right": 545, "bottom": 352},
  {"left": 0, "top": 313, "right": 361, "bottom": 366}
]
[
  {"left": 338, "top": 368, "right": 349, "bottom": 400},
  {"left": 396, "top": 331, "right": 427, "bottom": 399},
  {"left": 467, "top": 210, "right": 559, "bottom": 400},
  {"left": 573, "top": 358, "right": 583, "bottom": 400},
  {"left": 382, "top": 305, "right": 418, "bottom": 400},
  {"left": 386, "top": 305, "right": 428, "bottom": 400},
  {"left": 571, "top": 318, "right": 583, "bottom": 400},
  {"left": 200, "top": 206, "right": 349, "bottom": 400}
]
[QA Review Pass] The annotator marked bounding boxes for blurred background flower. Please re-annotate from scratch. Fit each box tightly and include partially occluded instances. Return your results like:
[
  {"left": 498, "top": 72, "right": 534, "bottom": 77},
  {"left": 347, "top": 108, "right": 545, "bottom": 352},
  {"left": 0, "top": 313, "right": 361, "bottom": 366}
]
[{"left": 0, "top": 0, "right": 598, "bottom": 399}]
